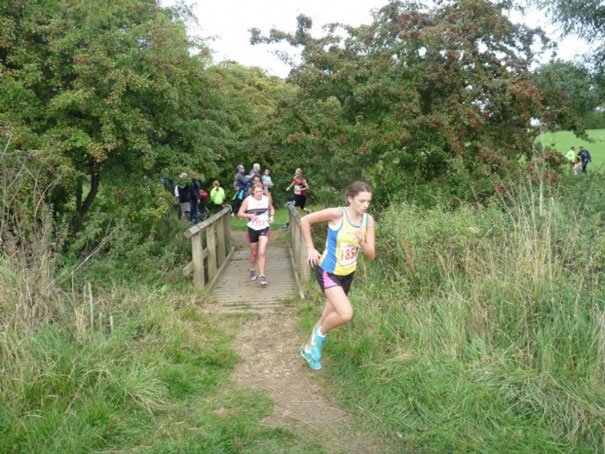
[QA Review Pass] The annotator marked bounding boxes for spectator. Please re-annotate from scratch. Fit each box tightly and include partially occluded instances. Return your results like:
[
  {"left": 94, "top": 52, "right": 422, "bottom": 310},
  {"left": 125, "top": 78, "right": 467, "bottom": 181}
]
[
  {"left": 565, "top": 146, "right": 576, "bottom": 175},
  {"left": 249, "top": 162, "right": 261, "bottom": 179},
  {"left": 233, "top": 164, "right": 250, "bottom": 215},
  {"left": 578, "top": 146, "right": 592, "bottom": 174},
  {"left": 262, "top": 169, "right": 273, "bottom": 193},
  {"left": 210, "top": 180, "right": 227, "bottom": 212},
  {"left": 174, "top": 172, "right": 196, "bottom": 221},
  {"left": 189, "top": 178, "right": 202, "bottom": 223},
  {"left": 572, "top": 157, "right": 583, "bottom": 176}
]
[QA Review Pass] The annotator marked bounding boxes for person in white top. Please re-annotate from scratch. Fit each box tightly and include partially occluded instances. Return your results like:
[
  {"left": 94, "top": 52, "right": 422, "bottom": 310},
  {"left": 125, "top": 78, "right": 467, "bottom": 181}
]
[{"left": 238, "top": 182, "right": 275, "bottom": 286}]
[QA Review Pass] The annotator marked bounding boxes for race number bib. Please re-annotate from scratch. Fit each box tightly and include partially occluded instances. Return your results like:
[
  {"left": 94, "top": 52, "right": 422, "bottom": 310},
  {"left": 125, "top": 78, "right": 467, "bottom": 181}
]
[
  {"left": 251, "top": 218, "right": 267, "bottom": 228},
  {"left": 339, "top": 242, "right": 358, "bottom": 267},
  {"left": 294, "top": 184, "right": 302, "bottom": 195}
]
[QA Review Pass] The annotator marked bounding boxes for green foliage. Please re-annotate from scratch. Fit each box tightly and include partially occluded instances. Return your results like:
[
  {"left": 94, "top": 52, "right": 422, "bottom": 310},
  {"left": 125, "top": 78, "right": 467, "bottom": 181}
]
[
  {"left": 377, "top": 203, "right": 504, "bottom": 295},
  {"left": 533, "top": 60, "right": 604, "bottom": 133},
  {"left": 59, "top": 177, "right": 192, "bottom": 287},
  {"left": 583, "top": 109, "right": 605, "bottom": 129},
  {"left": 0, "top": 281, "right": 295, "bottom": 452},
  {"left": 0, "top": 215, "right": 317, "bottom": 452},
  {"left": 0, "top": 0, "right": 228, "bottom": 237},
  {"left": 253, "top": 0, "right": 556, "bottom": 207},
  {"left": 0, "top": 156, "right": 323, "bottom": 450},
  {"left": 204, "top": 63, "right": 296, "bottom": 189}
]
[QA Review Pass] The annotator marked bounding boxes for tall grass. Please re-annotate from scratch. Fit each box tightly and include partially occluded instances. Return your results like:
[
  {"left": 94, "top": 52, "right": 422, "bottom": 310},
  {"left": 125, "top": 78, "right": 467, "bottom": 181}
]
[{"left": 304, "top": 175, "right": 605, "bottom": 452}]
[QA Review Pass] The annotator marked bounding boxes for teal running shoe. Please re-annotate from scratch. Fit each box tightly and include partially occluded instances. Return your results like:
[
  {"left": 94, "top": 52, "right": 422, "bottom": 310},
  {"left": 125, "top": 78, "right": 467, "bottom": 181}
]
[
  {"left": 300, "top": 345, "right": 321, "bottom": 370},
  {"left": 310, "top": 326, "right": 327, "bottom": 361}
]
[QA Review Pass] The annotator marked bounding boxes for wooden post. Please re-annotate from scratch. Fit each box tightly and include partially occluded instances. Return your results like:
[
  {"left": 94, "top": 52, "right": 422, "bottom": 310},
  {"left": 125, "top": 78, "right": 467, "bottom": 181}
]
[
  {"left": 207, "top": 222, "right": 217, "bottom": 282},
  {"left": 292, "top": 210, "right": 300, "bottom": 271},
  {"left": 191, "top": 231, "right": 204, "bottom": 289},
  {"left": 287, "top": 204, "right": 311, "bottom": 282},
  {"left": 298, "top": 224, "right": 310, "bottom": 281},
  {"left": 216, "top": 213, "right": 226, "bottom": 268},
  {"left": 224, "top": 209, "right": 231, "bottom": 253}
]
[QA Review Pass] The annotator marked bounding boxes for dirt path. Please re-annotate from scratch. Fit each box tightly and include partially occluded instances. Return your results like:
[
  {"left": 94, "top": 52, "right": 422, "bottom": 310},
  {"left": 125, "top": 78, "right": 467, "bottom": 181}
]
[
  {"left": 230, "top": 310, "right": 380, "bottom": 453},
  {"left": 226, "top": 228, "right": 380, "bottom": 452}
]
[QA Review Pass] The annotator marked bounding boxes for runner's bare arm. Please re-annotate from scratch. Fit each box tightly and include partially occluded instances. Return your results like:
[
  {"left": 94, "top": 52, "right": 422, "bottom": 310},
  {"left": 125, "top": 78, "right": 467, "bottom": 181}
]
[
  {"left": 300, "top": 208, "right": 342, "bottom": 266},
  {"left": 357, "top": 215, "right": 376, "bottom": 260}
]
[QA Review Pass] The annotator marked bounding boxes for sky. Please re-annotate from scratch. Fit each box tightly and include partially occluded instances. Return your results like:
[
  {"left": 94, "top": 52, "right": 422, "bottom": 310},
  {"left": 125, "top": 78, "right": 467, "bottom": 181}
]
[{"left": 161, "top": 0, "right": 588, "bottom": 78}]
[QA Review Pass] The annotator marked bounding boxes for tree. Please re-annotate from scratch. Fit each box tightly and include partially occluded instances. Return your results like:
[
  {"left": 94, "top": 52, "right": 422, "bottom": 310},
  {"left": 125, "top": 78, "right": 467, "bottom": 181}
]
[
  {"left": 0, "top": 0, "right": 222, "bottom": 235},
  {"left": 205, "top": 62, "right": 295, "bottom": 184},
  {"left": 252, "top": 0, "right": 553, "bottom": 205},
  {"left": 533, "top": 60, "right": 604, "bottom": 132}
]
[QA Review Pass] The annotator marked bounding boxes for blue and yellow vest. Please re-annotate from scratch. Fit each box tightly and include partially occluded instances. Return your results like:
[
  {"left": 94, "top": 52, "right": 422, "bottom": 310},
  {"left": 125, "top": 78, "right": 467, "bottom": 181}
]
[{"left": 319, "top": 207, "right": 368, "bottom": 276}]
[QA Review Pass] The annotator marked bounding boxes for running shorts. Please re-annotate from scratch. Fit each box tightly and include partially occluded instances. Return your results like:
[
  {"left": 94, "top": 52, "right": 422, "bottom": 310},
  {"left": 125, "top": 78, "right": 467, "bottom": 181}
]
[
  {"left": 315, "top": 266, "right": 354, "bottom": 295},
  {"left": 247, "top": 226, "right": 271, "bottom": 244}
]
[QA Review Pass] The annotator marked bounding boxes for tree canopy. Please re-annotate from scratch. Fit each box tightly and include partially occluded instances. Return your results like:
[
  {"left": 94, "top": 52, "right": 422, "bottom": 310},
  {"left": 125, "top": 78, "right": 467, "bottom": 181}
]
[
  {"left": 533, "top": 60, "right": 605, "bottom": 132},
  {"left": 0, "top": 0, "right": 226, "bottom": 233},
  {"left": 1, "top": 0, "right": 591, "bottom": 250},
  {"left": 252, "top": 0, "right": 556, "bottom": 205}
]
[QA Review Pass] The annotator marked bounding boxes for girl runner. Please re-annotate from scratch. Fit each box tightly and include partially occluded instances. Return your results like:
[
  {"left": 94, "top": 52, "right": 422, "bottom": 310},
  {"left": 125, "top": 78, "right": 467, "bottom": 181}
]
[
  {"left": 238, "top": 182, "right": 275, "bottom": 287},
  {"left": 299, "top": 181, "right": 376, "bottom": 370}
]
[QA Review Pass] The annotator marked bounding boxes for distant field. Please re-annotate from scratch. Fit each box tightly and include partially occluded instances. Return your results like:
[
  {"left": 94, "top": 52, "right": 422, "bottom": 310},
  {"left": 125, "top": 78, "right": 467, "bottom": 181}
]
[{"left": 536, "top": 129, "right": 605, "bottom": 171}]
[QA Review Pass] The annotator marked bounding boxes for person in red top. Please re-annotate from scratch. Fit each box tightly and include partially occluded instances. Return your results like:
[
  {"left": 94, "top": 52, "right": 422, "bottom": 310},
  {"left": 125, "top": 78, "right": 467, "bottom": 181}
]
[
  {"left": 283, "top": 168, "right": 310, "bottom": 229},
  {"left": 286, "top": 168, "right": 309, "bottom": 210}
]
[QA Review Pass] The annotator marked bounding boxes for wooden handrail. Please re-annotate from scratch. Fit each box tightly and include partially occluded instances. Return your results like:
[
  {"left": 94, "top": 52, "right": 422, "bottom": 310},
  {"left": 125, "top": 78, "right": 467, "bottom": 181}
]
[
  {"left": 183, "top": 207, "right": 234, "bottom": 290},
  {"left": 287, "top": 205, "right": 312, "bottom": 294}
]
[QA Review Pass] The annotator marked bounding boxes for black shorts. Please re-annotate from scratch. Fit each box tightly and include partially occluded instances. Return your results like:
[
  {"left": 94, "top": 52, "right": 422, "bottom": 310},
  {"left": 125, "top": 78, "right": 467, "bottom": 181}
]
[
  {"left": 293, "top": 194, "right": 307, "bottom": 209},
  {"left": 315, "top": 267, "right": 354, "bottom": 295},
  {"left": 247, "top": 226, "right": 271, "bottom": 244}
]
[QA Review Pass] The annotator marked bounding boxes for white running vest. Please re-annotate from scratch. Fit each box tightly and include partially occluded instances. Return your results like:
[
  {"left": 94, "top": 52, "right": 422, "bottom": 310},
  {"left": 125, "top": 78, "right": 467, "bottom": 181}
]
[{"left": 245, "top": 195, "right": 270, "bottom": 230}]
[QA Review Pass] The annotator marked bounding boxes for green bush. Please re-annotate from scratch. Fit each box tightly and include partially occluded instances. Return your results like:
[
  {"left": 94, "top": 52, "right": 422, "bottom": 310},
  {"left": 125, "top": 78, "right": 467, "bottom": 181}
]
[{"left": 583, "top": 110, "right": 605, "bottom": 129}]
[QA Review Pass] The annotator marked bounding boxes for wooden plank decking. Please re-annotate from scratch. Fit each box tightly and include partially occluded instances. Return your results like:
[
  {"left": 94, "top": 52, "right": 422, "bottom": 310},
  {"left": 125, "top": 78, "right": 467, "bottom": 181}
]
[{"left": 204, "top": 245, "right": 298, "bottom": 314}]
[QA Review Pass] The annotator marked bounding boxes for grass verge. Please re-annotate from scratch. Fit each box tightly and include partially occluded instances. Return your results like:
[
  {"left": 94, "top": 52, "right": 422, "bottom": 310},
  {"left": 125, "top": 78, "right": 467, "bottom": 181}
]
[{"left": 297, "top": 175, "right": 605, "bottom": 452}]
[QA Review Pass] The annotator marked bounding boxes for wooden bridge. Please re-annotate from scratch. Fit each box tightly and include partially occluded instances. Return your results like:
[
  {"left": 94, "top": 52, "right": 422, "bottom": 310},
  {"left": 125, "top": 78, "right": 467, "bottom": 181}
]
[{"left": 183, "top": 206, "right": 311, "bottom": 313}]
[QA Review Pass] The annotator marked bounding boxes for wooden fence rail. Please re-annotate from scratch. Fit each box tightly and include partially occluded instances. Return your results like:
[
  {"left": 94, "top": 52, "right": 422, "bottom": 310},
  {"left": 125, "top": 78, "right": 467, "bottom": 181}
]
[
  {"left": 287, "top": 205, "right": 312, "bottom": 296},
  {"left": 183, "top": 207, "right": 234, "bottom": 290}
]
